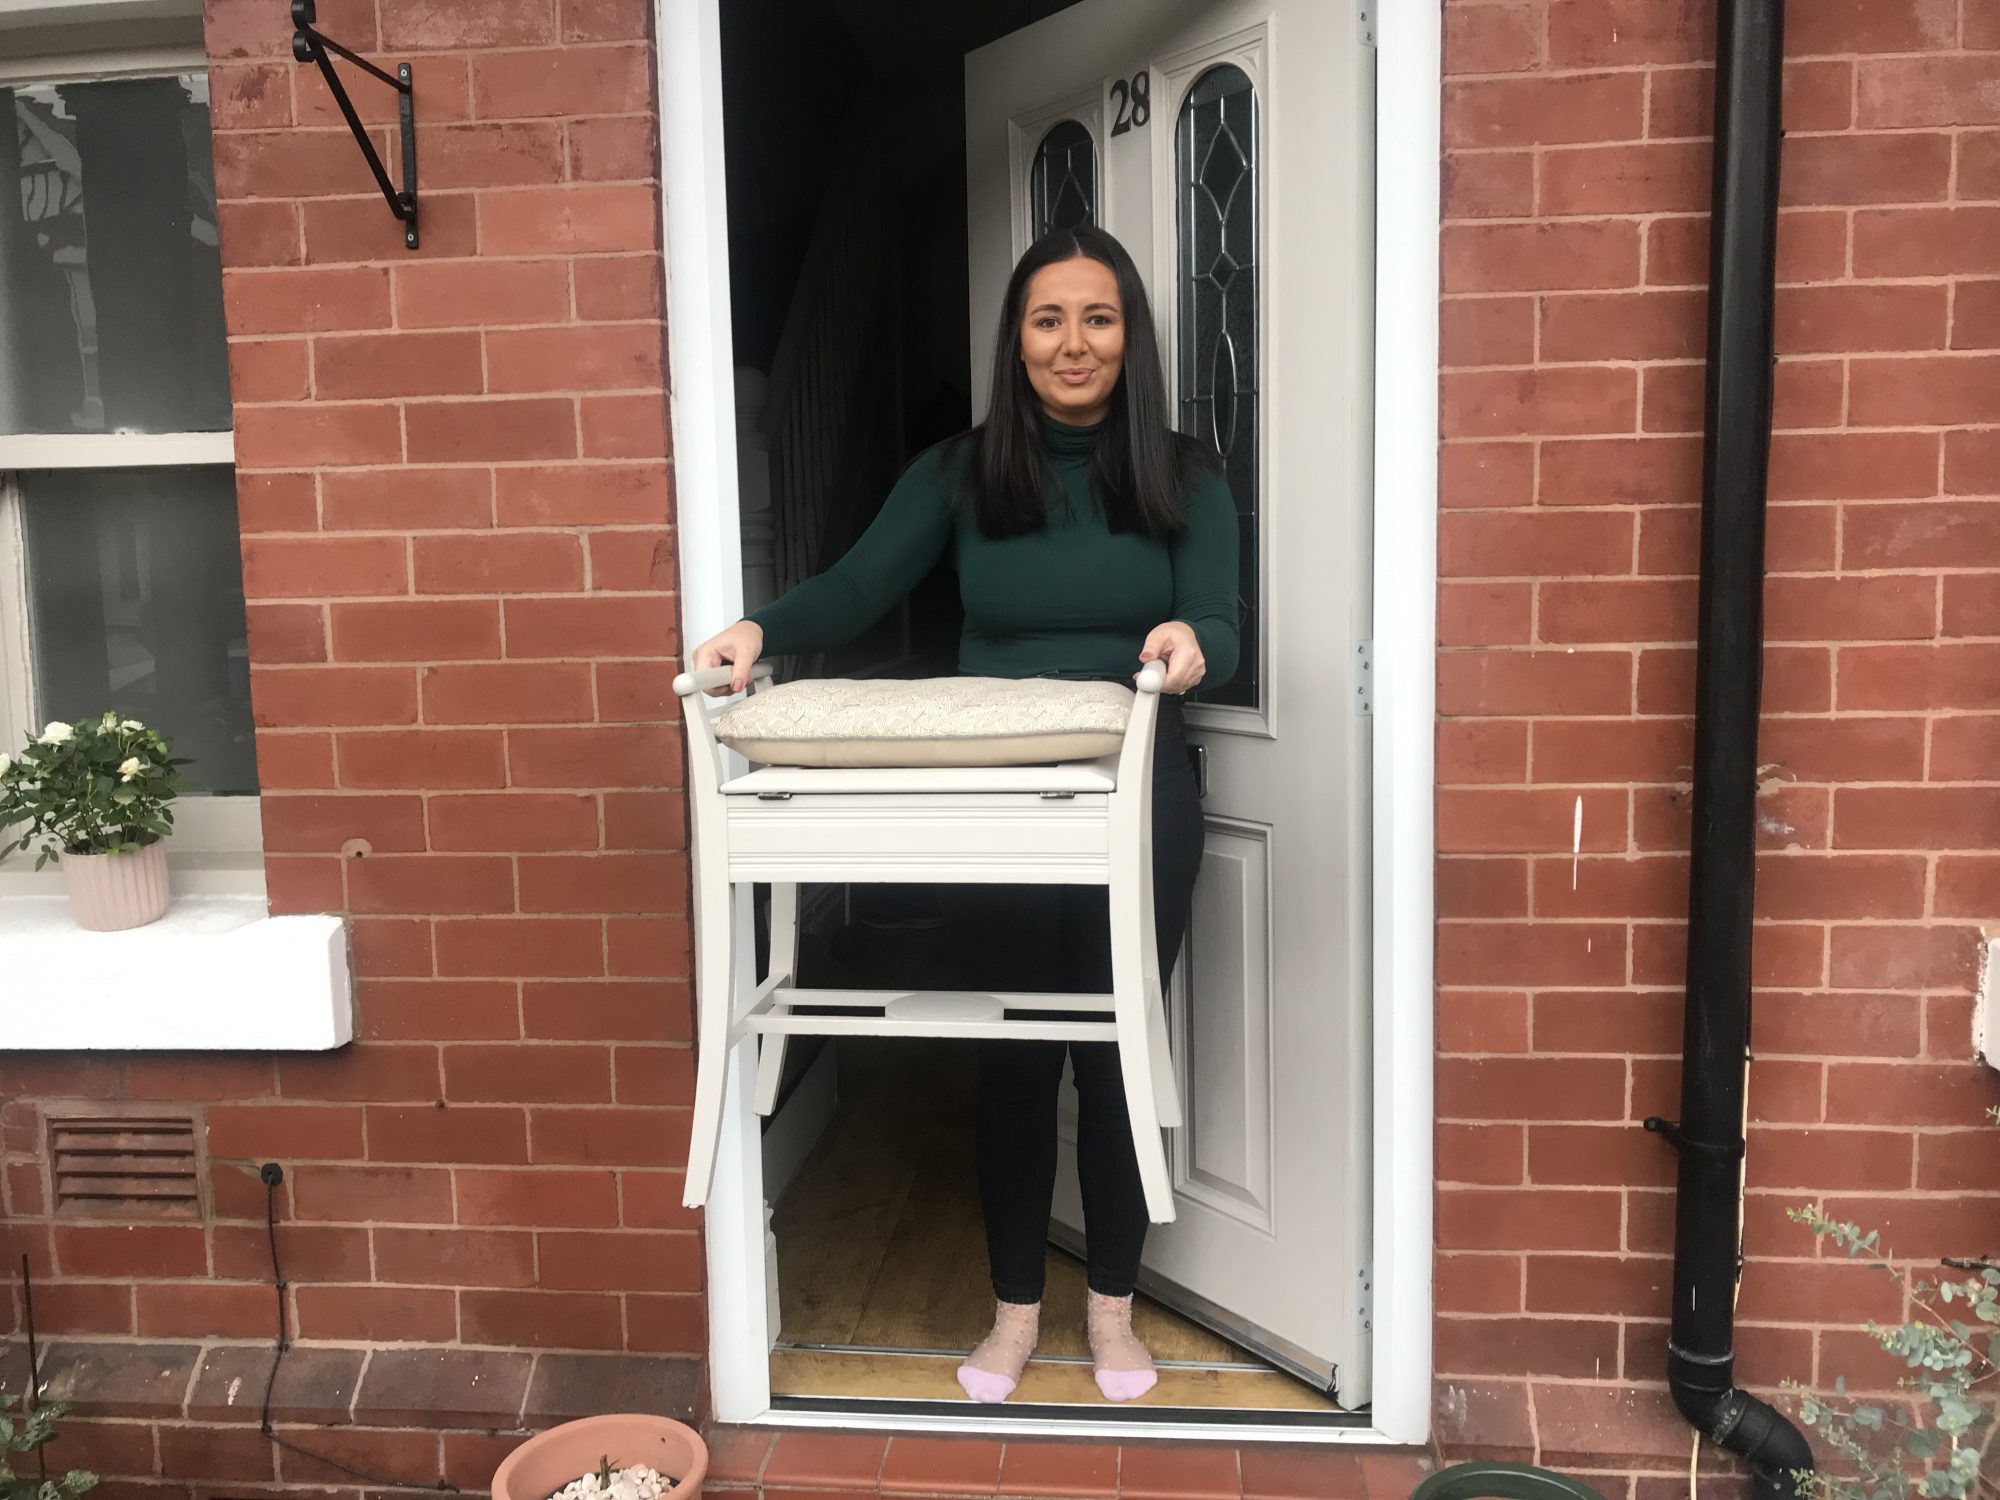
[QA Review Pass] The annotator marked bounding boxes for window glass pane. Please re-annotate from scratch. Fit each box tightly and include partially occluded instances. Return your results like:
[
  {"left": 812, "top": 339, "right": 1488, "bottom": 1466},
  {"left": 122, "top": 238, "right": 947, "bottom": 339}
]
[
  {"left": 2, "top": 73, "right": 231, "bottom": 435},
  {"left": 1030, "top": 118, "right": 1095, "bottom": 240},
  {"left": 23, "top": 466, "right": 258, "bottom": 796},
  {"left": 1175, "top": 64, "right": 1258, "bottom": 709}
]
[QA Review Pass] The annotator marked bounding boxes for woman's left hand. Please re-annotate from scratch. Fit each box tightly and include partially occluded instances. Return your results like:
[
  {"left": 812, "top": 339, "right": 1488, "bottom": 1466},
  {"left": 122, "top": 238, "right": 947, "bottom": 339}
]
[{"left": 1138, "top": 621, "right": 1205, "bottom": 695}]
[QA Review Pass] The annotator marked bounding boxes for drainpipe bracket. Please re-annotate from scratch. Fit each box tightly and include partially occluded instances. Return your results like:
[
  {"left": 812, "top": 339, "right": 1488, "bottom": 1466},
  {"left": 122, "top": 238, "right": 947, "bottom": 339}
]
[{"left": 1644, "top": 1115, "right": 1745, "bottom": 1162}]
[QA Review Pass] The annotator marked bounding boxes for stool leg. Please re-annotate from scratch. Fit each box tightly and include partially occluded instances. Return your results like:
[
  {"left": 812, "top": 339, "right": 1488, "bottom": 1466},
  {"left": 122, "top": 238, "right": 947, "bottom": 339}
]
[
  {"left": 1145, "top": 970, "right": 1182, "bottom": 1131},
  {"left": 753, "top": 881, "right": 799, "bottom": 1116},
  {"left": 1136, "top": 883, "right": 1183, "bottom": 1131},
  {"left": 1109, "top": 874, "right": 1176, "bottom": 1225},
  {"left": 682, "top": 870, "right": 738, "bottom": 1209}
]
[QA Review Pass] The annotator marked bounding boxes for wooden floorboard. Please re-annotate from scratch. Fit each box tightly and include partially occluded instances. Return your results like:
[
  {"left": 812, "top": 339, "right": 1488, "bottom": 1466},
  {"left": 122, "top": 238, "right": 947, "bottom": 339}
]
[{"left": 767, "top": 939, "right": 1342, "bottom": 1415}]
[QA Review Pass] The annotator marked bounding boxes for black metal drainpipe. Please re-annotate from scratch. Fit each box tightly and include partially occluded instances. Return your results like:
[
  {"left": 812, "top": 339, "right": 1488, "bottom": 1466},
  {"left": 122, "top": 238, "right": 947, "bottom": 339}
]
[{"left": 1640, "top": 0, "right": 1818, "bottom": 1494}]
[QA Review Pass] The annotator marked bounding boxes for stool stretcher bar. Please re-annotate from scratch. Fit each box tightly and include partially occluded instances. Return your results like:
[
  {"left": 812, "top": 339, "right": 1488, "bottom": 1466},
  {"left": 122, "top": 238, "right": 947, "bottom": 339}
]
[{"left": 736, "top": 987, "right": 1124, "bottom": 1042}]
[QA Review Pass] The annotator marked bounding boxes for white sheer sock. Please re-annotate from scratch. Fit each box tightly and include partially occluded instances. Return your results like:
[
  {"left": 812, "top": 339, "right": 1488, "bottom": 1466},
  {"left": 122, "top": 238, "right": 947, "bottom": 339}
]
[
  {"left": 955, "top": 1299, "right": 1039, "bottom": 1403},
  {"left": 1085, "top": 1290, "right": 1157, "bottom": 1402}
]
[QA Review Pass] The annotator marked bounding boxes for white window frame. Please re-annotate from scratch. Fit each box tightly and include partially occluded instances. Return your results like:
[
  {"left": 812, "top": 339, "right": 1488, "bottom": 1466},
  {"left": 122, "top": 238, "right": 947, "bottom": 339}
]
[{"left": 0, "top": 47, "right": 264, "bottom": 900}]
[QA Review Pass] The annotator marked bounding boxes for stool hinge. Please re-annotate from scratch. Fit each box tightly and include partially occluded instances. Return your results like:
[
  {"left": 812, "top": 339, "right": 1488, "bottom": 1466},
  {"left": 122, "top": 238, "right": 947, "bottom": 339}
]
[
  {"left": 1643, "top": 1116, "right": 1745, "bottom": 1162},
  {"left": 755, "top": 791, "right": 793, "bottom": 801},
  {"left": 1039, "top": 790, "right": 1076, "bottom": 800}
]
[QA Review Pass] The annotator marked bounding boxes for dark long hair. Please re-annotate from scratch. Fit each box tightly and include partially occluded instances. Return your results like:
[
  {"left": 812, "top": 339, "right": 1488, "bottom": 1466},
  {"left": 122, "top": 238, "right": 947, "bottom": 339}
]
[{"left": 967, "top": 225, "right": 1213, "bottom": 540}]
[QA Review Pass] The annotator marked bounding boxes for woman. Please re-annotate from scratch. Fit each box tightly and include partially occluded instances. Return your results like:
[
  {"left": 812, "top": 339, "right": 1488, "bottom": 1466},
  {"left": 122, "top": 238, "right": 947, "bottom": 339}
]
[{"left": 690, "top": 225, "right": 1239, "bottom": 1404}]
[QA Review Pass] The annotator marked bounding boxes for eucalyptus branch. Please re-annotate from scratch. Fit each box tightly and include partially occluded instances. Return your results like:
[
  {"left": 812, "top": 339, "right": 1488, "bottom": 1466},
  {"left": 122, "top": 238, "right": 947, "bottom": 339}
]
[
  {"left": 1788, "top": 1204, "right": 2000, "bottom": 1500},
  {"left": 0, "top": 1390, "right": 98, "bottom": 1500}
]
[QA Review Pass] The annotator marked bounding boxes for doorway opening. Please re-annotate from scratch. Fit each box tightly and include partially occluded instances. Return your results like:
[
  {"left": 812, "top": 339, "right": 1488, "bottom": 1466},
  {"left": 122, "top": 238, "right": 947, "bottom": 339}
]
[{"left": 704, "top": 0, "right": 1381, "bottom": 1424}]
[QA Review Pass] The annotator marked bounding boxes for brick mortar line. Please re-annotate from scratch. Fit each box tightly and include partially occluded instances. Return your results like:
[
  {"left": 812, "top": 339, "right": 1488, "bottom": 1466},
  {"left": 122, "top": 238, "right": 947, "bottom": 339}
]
[{"left": 1443, "top": 53, "right": 1993, "bottom": 81}]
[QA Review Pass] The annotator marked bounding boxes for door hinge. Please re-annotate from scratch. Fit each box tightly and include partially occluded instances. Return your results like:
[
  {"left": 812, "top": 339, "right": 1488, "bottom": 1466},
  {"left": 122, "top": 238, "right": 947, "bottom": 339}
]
[
  {"left": 1356, "top": 1262, "right": 1373, "bottom": 1337},
  {"left": 1357, "top": 0, "right": 1377, "bottom": 47},
  {"left": 1354, "top": 640, "right": 1374, "bottom": 716}
]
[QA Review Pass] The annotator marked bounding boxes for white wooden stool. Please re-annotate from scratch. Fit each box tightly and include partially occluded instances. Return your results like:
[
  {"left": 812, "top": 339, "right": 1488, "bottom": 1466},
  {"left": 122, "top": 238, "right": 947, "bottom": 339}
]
[{"left": 674, "top": 659, "right": 1182, "bottom": 1222}]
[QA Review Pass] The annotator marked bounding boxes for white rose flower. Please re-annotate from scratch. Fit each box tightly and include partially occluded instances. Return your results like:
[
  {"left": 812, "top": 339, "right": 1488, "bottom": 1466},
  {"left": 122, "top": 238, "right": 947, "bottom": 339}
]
[
  {"left": 0, "top": 753, "right": 12, "bottom": 777},
  {"left": 121, "top": 718, "right": 144, "bottom": 730},
  {"left": 101, "top": 711, "right": 118, "bottom": 729},
  {"left": 117, "top": 757, "right": 144, "bottom": 780},
  {"left": 38, "top": 721, "right": 72, "bottom": 745}
]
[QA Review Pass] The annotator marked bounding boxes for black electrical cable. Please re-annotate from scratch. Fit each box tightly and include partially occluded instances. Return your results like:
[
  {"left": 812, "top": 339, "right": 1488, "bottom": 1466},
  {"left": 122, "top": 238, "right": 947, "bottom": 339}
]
[
  {"left": 21, "top": 1253, "right": 48, "bottom": 1487},
  {"left": 257, "top": 1163, "right": 458, "bottom": 1493}
]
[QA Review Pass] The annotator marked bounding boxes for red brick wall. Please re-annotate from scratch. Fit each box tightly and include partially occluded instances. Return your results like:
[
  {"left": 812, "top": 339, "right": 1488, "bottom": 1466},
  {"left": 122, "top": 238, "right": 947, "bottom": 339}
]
[
  {"left": 1435, "top": 0, "right": 2000, "bottom": 1485},
  {"left": 0, "top": 0, "right": 701, "bottom": 1474},
  {"left": 9, "top": 0, "right": 2000, "bottom": 1492}
]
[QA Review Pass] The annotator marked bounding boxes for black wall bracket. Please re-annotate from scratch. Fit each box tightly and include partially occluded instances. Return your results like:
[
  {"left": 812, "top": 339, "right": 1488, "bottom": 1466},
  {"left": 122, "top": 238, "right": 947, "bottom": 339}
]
[{"left": 289, "top": 0, "right": 418, "bottom": 249}]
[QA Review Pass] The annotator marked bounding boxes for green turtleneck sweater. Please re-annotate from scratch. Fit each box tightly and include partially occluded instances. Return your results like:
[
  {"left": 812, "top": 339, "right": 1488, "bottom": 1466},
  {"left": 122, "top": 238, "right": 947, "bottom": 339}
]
[{"left": 748, "top": 413, "right": 1242, "bottom": 686}]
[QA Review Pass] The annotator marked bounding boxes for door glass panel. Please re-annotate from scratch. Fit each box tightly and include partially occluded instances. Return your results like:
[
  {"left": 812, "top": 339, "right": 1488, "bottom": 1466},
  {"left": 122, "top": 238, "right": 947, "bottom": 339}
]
[
  {"left": 1175, "top": 64, "right": 1258, "bottom": 709},
  {"left": 22, "top": 466, "right": 258, "bottom": 795},
  {"left": 1, "top": 74, "right": 231, "bottom": 435},
  {"left": 1029, "top": 117, "right": 1095, "bottom": 239}
]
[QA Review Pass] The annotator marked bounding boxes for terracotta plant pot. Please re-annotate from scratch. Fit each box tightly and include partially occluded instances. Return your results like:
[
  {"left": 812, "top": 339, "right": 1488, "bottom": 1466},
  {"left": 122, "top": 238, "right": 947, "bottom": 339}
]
[
  {"left": 491, "top": 1415, "right": 707, "bottom": 1500},
  {"left": 61, "top": 840, "right": 171, "bottom": 932}
]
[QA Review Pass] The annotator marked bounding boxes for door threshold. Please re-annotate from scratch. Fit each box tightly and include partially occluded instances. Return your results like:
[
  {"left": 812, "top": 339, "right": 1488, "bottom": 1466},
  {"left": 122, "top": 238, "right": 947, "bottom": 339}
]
[
  {"left": 769, "top": 1393, "right": 1377, "bottom": 1433},
  {"left": 769, "top": 1347, "right": 1351, "bottom": 1416},
  {"left": 776, "top": 1340, "right": 1279, "bottom": 1374}
]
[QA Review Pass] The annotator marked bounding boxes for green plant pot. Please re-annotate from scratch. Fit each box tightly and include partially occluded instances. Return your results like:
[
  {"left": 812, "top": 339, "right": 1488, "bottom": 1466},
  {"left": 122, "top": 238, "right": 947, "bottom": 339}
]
[{"left": 1409, "top": 1461, "right": 1611, "bottom": 1500}]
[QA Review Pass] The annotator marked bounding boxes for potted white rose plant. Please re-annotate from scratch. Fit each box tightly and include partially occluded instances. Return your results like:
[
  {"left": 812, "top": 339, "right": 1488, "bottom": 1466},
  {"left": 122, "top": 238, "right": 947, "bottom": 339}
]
[{"left": 0, "top": 713, "right": 189, "bottom": 931}]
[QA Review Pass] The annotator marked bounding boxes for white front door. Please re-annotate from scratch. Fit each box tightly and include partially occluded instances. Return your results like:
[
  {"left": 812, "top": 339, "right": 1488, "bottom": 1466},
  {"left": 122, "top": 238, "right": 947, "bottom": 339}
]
[{"left": 966, "top": 0, "right": 1375, "bottom": 1404}]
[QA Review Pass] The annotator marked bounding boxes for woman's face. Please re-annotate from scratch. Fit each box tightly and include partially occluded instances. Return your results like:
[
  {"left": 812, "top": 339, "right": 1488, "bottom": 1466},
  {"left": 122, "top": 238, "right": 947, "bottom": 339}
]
[{"left": 1017, "top": 255, "right": 1125, "bottom": 426}]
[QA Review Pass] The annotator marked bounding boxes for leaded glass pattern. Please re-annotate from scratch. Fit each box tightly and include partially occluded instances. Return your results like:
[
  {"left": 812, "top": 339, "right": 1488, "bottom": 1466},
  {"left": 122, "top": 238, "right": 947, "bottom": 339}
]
[
  {"left": 1030, "top": 118, "right": 1095, "bottom": 239},
  {"left": 1175, "top": 64, "right": 1259, "bottom": 710}
]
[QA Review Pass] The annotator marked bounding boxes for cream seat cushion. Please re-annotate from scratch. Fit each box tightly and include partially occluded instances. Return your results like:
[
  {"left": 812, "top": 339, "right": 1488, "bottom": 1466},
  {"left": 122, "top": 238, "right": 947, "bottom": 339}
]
[{"left": 715, "top": 676, "right": 1132, "bottom": 768}]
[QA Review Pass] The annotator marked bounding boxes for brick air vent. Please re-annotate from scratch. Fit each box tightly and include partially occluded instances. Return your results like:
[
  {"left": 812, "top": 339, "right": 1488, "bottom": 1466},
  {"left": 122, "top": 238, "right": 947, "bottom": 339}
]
[{"left": 48, "top": 1114, "right": 203, "bottom": 1218}]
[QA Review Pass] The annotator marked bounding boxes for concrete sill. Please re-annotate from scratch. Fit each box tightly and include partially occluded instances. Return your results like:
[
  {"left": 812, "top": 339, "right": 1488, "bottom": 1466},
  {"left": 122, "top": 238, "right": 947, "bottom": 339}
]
[{"left": 0, "top": 896, "right": 351, "bottom": 1050}]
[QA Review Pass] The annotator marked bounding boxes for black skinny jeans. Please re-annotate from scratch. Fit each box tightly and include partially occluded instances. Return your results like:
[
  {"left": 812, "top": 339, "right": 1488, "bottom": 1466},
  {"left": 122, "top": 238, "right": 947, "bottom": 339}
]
[{"left": 938, "top": 693, "right": 1203, "bottom": 1302}]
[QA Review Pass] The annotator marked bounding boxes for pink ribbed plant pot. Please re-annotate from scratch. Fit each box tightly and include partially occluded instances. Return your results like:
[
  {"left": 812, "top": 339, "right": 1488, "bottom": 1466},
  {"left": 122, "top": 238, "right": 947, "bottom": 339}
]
[
  {"left": 491, "top": 1416, "right": 707, "bottom": 1500},
  {"left": 60, "top": 840, "right": 171, "bottom": 931}
]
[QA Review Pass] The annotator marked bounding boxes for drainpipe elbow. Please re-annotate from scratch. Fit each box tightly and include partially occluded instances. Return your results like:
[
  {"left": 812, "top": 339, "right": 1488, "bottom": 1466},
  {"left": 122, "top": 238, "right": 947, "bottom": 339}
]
[
  {"left": 1728, "top": 1396, "right": 1816, "bottom": 1500},
  {"left": 1669, "top": 1363, "right": 1815, "bottom": 1500}
]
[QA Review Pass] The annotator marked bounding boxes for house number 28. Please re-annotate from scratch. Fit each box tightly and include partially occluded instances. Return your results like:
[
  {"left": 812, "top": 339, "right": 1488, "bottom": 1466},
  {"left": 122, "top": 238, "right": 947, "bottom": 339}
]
[{"left": 1110, "top": 71, "right": 1150, "bottom": 135}]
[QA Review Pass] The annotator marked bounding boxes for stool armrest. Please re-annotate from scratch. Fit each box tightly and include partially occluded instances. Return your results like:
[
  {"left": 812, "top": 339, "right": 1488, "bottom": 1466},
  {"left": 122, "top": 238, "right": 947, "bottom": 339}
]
[
  {"left": 1113, "top": 661, "right": 1166, "bottom": 810},
  {"left": 674, "top": 661, "right": 775, "bottom": 699}
]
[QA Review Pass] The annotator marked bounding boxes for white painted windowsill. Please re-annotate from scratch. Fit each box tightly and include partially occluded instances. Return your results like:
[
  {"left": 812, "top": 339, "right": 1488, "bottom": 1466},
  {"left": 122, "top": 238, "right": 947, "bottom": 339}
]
[{"left": 0, "top": 896, "right": 352, "bottom": 1050}]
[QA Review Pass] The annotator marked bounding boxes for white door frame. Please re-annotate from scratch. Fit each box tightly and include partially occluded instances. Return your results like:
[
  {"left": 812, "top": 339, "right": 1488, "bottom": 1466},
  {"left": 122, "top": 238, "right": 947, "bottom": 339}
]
[{"left": 659, "top": 0, "right": 1437, "bottom": 1444}]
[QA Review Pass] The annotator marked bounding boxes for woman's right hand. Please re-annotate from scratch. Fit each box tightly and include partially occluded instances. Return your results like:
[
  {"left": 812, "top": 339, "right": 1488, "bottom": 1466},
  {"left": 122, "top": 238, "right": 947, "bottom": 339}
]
[{"left": 690, "top": 619, "right": 766, "bottom": 696}]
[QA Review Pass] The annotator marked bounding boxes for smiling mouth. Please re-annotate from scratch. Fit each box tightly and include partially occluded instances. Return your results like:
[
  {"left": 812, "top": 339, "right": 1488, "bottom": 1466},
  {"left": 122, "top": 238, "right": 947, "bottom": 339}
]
[{"left": 1056, "top": 369, "right": 1094, "bottom": 382}]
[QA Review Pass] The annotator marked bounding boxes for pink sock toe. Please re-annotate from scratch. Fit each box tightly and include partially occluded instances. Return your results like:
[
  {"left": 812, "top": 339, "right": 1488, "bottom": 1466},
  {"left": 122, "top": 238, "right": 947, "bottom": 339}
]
[
  {"left": 956, "top": 1299, "right": 1039, "bottom": 1404},
  {"left": 1093, "top": 1366, "right": 1157, "bottom": 1402},
  {"left": 956, "top": 1364, "right": 1019, "bottom": 1403}
]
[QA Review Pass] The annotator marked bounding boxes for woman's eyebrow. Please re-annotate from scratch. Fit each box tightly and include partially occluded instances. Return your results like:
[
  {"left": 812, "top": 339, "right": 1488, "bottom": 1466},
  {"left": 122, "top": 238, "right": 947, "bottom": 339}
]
[{"left": 1026, "top": 301, "right": 1122, "bottom": 315}]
